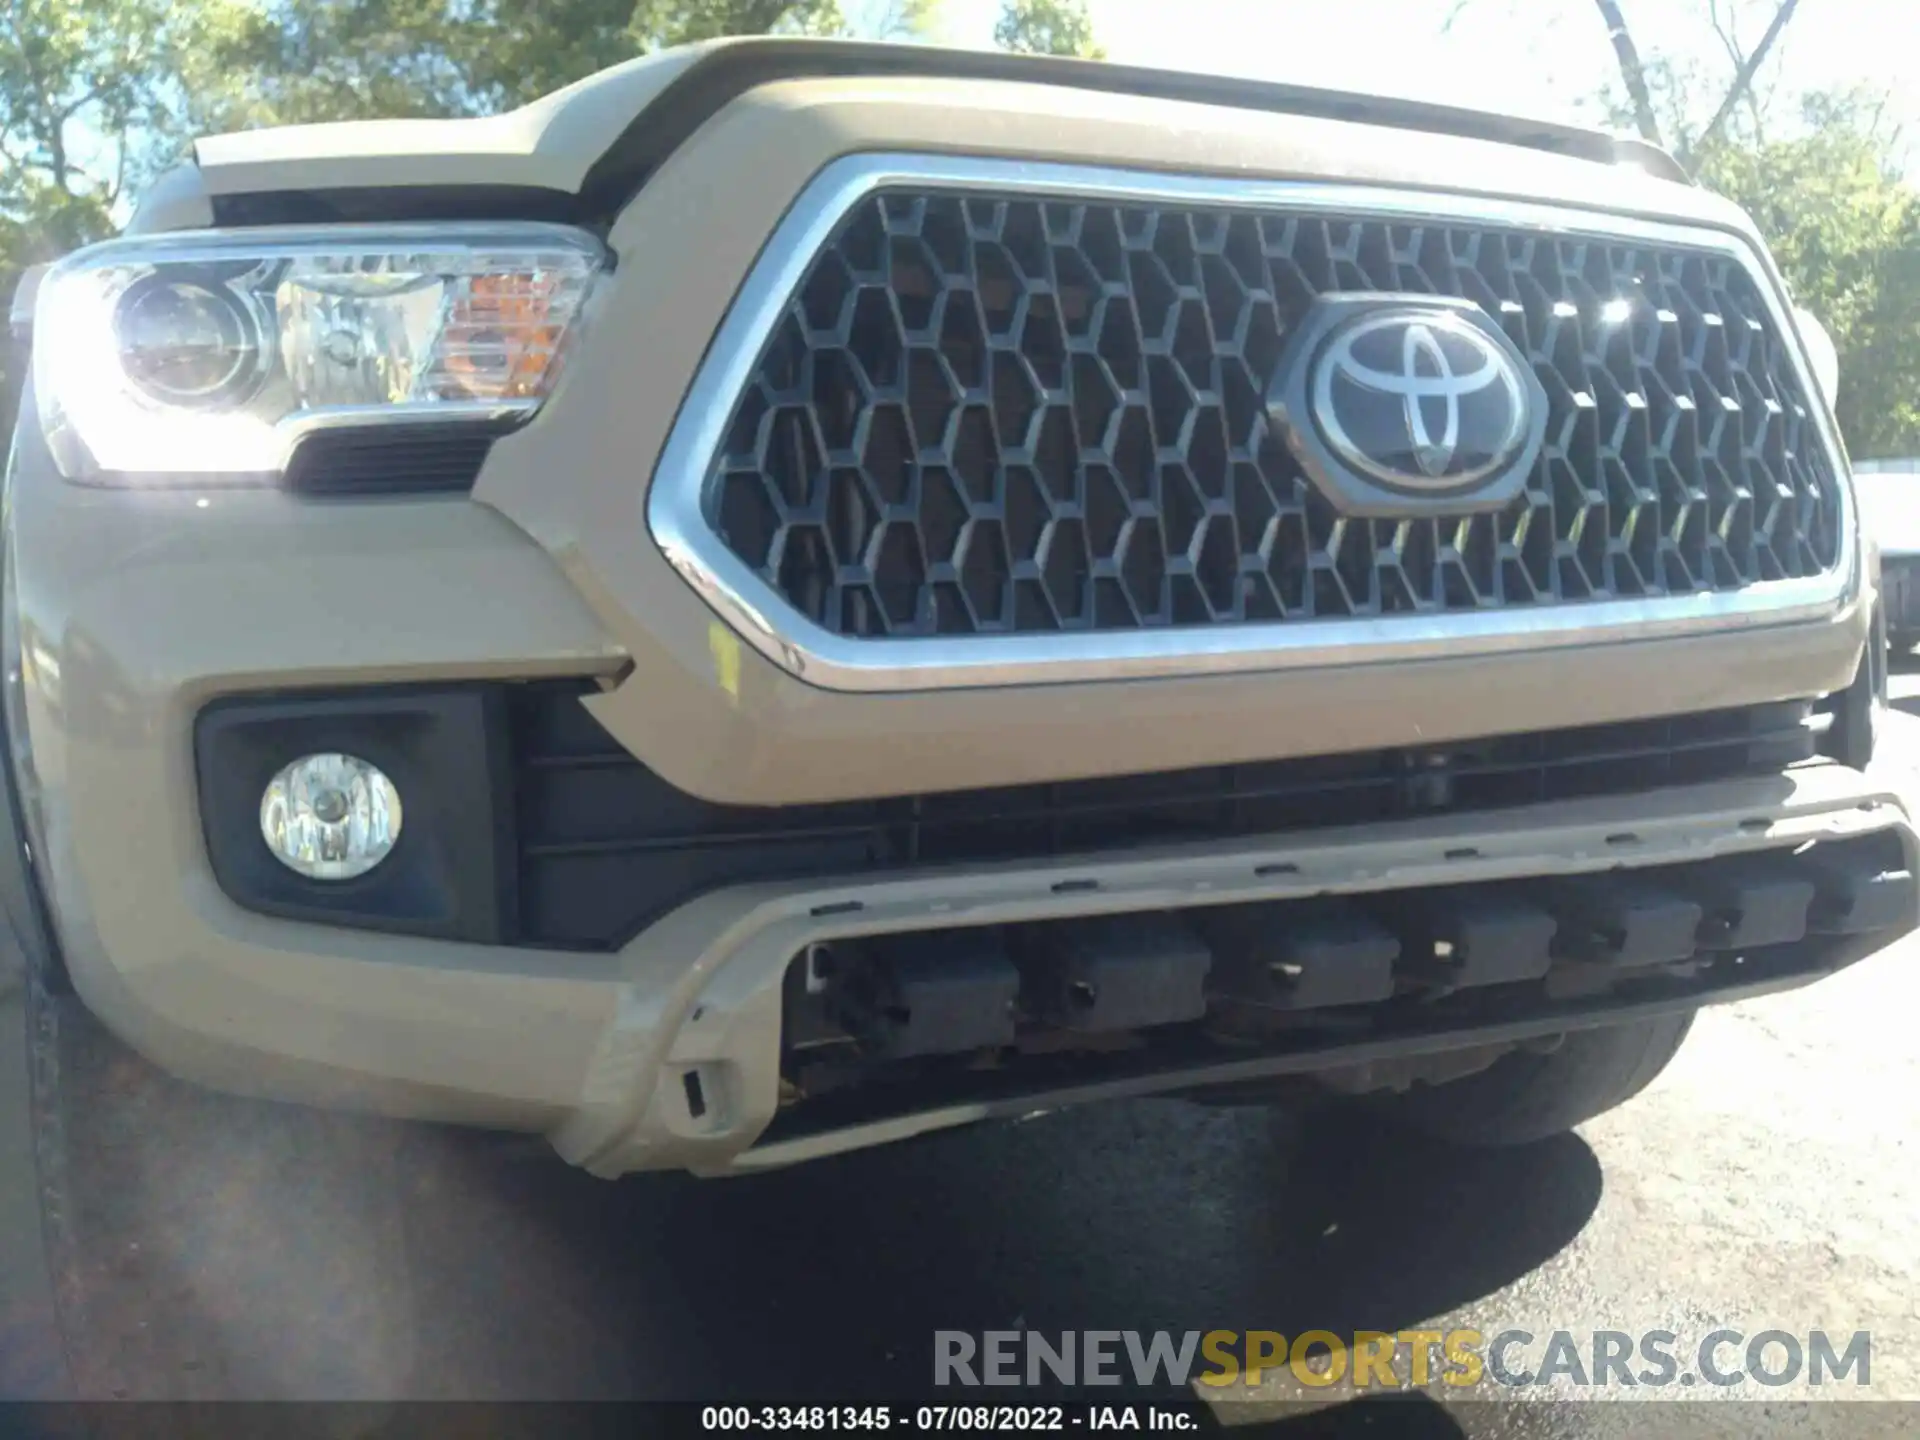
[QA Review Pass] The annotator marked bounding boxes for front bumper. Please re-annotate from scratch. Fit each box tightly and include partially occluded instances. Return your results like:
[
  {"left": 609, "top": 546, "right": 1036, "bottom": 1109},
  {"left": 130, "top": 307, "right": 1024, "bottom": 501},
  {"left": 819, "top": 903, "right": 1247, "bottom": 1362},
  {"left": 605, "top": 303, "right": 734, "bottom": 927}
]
[
  {"left": 21, "top": 692, "right": 1920, "bottom": 1176},
  {"left": 3, "top": 70, "right": 1892, "bottom": 1177},
  {"left": 7, "top": 394, "right": 1896, "bottom": 1178},
  {"left": 4, "top": 388, "right": 1903, "bottom": 1171}
]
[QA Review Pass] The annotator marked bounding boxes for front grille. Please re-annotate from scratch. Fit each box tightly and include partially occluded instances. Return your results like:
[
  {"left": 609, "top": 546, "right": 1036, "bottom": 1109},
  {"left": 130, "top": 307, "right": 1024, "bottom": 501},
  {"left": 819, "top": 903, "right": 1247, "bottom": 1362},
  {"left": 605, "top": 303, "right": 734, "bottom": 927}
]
[
  {"left": 704, "top": 187, "right": 1841, "bottom": 638},
  {"left": 509, "top": 684, "right": 1819, "bottom": 951}
]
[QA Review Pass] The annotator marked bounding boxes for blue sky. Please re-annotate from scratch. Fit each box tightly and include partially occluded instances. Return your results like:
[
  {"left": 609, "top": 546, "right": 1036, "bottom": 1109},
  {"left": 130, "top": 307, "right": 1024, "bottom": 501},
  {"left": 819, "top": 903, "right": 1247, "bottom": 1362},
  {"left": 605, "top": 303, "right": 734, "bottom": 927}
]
[{"left": 912, "top": 0, "right": 1919, "bottom": 162}]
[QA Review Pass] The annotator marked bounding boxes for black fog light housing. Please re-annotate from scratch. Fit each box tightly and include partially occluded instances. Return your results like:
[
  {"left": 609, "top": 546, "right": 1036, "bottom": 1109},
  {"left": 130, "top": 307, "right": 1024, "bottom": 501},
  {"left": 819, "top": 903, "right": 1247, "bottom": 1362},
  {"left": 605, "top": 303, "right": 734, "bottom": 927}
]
[{"left": 195, "top": 688, "right": 516, "bottom": 942}]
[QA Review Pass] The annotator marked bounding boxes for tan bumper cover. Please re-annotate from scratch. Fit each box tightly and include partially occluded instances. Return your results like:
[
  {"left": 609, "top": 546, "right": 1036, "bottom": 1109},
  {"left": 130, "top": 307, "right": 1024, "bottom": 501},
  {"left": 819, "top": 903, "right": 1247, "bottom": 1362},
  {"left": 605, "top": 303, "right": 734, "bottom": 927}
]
[{"left": 40, "top": 753, "right": 1916, "bottom": 1178}]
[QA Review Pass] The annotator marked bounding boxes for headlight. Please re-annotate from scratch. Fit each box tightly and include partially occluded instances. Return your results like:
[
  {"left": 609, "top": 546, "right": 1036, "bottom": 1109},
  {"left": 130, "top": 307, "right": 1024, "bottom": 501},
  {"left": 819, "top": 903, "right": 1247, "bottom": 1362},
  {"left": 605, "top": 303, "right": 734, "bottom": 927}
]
[{"left": 31, "top": 223, "right": 606, "bottom": 482}]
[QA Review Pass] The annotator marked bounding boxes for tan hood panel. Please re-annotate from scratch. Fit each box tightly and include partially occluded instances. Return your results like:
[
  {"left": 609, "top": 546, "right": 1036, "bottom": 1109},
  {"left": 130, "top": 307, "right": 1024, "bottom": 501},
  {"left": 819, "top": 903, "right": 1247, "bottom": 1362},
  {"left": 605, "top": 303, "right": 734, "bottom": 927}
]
[
  {"left": 185, "top": 48, "right": 707, "bottom": 202},
  {"left": 169, "top": 37, "right": 1685, "bottom": 222}
]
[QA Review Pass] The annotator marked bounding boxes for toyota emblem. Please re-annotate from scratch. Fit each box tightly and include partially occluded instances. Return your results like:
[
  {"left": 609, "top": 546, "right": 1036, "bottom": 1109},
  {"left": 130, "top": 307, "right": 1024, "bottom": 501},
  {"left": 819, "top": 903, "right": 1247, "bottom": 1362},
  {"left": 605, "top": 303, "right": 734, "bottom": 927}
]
[{"left": 1268, "top": 294, "right": 1549, "bottom": 517}]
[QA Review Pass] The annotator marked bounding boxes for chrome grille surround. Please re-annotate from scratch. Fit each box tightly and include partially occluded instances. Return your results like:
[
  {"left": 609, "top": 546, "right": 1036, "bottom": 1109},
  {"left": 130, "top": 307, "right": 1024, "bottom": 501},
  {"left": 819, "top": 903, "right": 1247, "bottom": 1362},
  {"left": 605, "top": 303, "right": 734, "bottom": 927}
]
[{"left": 647, "top": 154, "right": 1857, "bottom": 693}]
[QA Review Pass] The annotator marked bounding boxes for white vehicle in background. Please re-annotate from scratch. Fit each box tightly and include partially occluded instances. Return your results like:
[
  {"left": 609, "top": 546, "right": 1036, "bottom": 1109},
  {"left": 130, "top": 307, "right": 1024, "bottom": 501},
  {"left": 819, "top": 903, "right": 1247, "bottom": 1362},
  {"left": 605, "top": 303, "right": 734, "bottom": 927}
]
[{"left": 1856, "top": 457, "right": 1920, "bottom": 652}]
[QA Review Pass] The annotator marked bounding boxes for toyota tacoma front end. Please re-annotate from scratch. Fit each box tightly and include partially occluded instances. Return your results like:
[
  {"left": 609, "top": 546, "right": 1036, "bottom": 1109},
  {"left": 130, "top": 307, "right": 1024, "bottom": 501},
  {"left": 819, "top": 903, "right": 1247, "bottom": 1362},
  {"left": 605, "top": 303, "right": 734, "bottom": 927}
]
[{"left": 4, "top": 40, "right": 1911, "bottom": 1207}]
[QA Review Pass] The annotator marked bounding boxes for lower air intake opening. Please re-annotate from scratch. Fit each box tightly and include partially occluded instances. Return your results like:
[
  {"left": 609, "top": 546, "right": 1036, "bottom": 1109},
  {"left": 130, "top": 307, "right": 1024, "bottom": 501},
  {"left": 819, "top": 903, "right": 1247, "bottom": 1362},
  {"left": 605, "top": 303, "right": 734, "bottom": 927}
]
[{"left": 762, "top": 828, "right": 1912, "bottom": 1143}]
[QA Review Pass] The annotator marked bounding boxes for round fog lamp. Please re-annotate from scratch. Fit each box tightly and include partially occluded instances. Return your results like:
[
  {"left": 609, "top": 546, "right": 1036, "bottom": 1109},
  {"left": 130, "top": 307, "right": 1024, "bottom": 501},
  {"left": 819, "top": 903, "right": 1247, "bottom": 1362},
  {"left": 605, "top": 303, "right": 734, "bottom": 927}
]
[{"left": 259, "top": 753, "right": 403, "bottom": 880}]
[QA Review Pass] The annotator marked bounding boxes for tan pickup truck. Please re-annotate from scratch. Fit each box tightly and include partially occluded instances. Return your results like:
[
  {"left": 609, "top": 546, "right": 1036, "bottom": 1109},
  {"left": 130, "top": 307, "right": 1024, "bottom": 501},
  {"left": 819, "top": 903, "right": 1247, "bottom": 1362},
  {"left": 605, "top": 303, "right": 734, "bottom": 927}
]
[{"left": 3, "top": 37, "right": 1909, "bottom": 1398}]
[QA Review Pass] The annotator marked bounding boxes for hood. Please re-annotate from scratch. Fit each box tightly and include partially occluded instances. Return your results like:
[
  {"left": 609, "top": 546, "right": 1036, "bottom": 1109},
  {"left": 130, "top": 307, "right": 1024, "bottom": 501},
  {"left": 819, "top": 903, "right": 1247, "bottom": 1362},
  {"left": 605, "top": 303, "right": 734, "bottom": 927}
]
[
  {"left": 130, "top": 36, "right": 1691, "bottom": 233},
  {"left": 187, "top": 44, "right": 711, "bottom": 203}
]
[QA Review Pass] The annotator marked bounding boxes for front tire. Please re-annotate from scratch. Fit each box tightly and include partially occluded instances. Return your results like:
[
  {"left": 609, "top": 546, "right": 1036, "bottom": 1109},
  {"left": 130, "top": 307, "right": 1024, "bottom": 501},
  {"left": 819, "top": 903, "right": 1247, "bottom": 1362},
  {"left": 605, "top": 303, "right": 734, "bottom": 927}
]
[{"left": 1369, "top": 1012, "right": 1695, "bottom": 1148}]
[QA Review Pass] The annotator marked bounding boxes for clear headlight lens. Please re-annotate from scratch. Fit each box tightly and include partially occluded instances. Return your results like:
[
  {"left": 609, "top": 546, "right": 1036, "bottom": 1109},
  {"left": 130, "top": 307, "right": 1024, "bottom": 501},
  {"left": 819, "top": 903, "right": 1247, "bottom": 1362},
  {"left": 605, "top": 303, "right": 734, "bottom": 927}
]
[{"left": 31, "top": 224, "right": 606, "bottom": 481}]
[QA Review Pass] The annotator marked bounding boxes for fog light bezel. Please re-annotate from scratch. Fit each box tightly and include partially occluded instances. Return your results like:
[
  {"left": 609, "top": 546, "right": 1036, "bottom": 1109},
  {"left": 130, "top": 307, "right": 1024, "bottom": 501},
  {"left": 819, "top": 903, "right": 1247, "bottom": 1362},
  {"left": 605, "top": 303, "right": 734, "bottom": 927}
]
[{"left": 195, "top": 687, "right": 516, "bottom": 943}]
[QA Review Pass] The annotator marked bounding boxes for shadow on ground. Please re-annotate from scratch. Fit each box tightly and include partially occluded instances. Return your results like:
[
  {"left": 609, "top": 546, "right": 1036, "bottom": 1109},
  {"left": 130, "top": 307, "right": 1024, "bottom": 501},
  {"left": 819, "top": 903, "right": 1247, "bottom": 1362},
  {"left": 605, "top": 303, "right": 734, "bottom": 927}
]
[
  {"left": 1886, "top": 645, "right": 1920, "bottom": 719},
  {"left": 27, "top": 985, "right": 1600, "bottom": 1427},
  {"left": 394, "top": 1097, "right": 1602, "bottom": 1410}
]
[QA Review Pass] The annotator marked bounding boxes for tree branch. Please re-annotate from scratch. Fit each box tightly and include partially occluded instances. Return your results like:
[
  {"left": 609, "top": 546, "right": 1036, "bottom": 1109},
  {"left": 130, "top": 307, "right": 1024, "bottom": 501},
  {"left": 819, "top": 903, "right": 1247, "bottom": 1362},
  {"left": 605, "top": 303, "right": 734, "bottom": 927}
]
[
  {"left": 1705, "top": 0, "right": 1766, "bottom": 144},
  {"left": 1706, "top": 0, "right": 1743, "bottom": 70},
  {"left": 862, "top": 0, "right": 925, "bottom": 38},
  {"left": 53, "top": 80, "right": 112, "bottom": 127},
  {"left": 1590, "top": 0, "right": 1662, "bottom": 145},
  {"left": 0, "top": 6, "right": 62, "bottom": 173},
  {"left": 1696, "top": 0, "right": 1801, "bottom": 155},
  {"left": 107, "top": 137, "right": 129, "bottom": 208}
]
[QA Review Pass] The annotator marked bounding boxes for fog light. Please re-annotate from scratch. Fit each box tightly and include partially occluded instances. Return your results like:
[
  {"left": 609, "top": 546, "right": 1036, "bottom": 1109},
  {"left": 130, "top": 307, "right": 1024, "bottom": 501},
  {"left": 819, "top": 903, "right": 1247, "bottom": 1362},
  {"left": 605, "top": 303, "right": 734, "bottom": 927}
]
[{"left": 259, "top": 753, "right": 402, "bottom": 880}]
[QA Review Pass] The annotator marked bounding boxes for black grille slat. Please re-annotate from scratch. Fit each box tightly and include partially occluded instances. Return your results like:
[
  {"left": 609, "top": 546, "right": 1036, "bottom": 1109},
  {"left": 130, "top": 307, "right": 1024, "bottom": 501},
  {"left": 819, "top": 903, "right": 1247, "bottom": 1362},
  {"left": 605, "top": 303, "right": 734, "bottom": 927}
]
[
  {"left": 703, "top": 190, "right": 1841, "bottom": 638},
  {"left": 509, "top": 685, "right": 1818, "bottom": 951},
  {"left": 525, "top": 822, "right": 895, "bottom": 860},
  {"left": 283, "top": 423, "right": 508, "bottom": 495}
]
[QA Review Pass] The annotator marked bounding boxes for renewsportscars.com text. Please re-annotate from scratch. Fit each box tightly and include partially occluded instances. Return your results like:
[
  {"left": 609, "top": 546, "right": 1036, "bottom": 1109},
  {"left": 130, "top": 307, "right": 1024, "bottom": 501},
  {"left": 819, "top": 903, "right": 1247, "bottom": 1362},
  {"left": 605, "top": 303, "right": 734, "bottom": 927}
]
[{"left": 933, "top": 1328, "right": 1872, "bottom": 1390}]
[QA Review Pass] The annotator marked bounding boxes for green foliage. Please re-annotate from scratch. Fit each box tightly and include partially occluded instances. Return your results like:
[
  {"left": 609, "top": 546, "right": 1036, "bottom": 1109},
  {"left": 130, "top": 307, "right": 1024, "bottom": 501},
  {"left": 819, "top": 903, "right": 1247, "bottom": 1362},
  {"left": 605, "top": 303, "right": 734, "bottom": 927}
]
[
  {"left": 179, "top": 0, "right": 485, "bottom": 129},
  {"left": 630, "top": 0, "right": 846, "bottom": 46},
  {"left": 1, "top": 0, "right": 267, "bottom": 407},
  {"left": 1574, "top": 2, "right": 1920, "bottom": 457},
  {"left": 452, "top": 0, "right": 893, "bottom": 110},
  {"left": 2, "top": 0, "right": 257, "bottom": 235},
  {"left": 184, "top": 0, "right": 942, "bottom": 123},
  {"left": 0, "top": 0, "right": 937, "bottom": 411},
  {"left": 1695, "top": 93, "right": 1920, "bottom": 458},
  {"left": 992, "top": 0, "right": 1104, "bottom": 59},
  {"left": 5, "top": 0, "right": 1917, "bottom": 465}
]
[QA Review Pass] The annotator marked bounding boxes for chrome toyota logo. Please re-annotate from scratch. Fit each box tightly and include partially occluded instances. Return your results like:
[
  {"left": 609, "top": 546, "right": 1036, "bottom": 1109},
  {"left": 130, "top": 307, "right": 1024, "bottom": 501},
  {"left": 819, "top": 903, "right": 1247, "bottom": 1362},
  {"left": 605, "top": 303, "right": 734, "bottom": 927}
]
[
  {"left": 1317, "top": 311, "right": 1529, "bottom": 486},
  {"left": 1268, "top": 294, "right": 1548, "bottom": 517}
]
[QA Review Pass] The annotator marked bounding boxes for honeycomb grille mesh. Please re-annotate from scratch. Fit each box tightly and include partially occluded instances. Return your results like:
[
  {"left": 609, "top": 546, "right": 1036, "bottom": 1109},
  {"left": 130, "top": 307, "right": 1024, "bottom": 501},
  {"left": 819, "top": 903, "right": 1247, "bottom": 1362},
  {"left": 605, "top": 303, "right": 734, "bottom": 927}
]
[{"left": 703, "top": 188, "right": 1842, "bottom": 638}]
